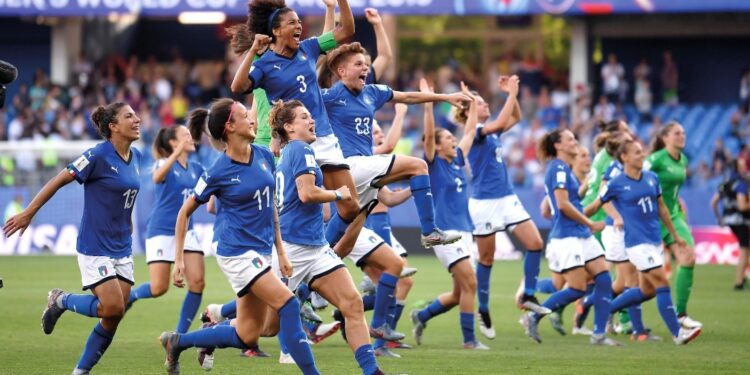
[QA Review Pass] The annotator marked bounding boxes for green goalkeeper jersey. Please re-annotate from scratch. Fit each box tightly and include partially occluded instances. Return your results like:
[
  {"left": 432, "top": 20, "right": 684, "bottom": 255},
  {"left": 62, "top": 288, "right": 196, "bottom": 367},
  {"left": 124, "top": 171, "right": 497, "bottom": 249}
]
[
  {"left": 253, "top": 87, "right": 271, "bottom": 147},
  {"left": 645, "top": 148, "right": 688, "bottom": 216},
  {"left": 581, "top": 149, "right": 613, "bottom": 222}
]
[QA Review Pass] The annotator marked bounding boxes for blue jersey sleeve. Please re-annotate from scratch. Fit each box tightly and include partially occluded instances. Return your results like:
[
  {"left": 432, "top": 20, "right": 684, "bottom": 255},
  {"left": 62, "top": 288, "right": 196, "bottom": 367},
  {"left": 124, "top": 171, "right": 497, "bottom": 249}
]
[
  {"left": 553, "top": 166, "right": 568, "bottom": 190},
  {"left": 300, "top": 37, "right": 323, "bottom": 62},
  {"left": 600, "top": 178, "right": 617, "bottom": 203},
  {"left": 602, "top": 162, "right": 618, "bottom": 182},
  {"left": 370, "top": 84, "right": 394, "bottom": 110},
  {"left": 737, "top": 180, "right": 748, "bottom": 195},
  {"left": 650, "top": 172, "right": 663, "bottom": 197},
  {"left": 192, "top": 171, "right": 220, "bottom": 204},
  {"left": 67, "top": 146, "right": 99, "bottom": 184},
  {"left": 290, "top": 143, "right": 318, "bottom": 179},
  {"left": 248, "top": 63, "right": 265, "bottom": 88}
]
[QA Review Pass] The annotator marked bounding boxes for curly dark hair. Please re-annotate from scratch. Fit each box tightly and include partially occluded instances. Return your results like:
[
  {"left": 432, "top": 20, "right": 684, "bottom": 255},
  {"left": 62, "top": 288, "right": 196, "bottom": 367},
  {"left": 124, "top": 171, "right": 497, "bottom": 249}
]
[
  {"left": 268, "top": 99, "right": 305, "bottom": 145},
  {"left": 226, "top": 0, "right": 293, "bottom": 55},
  {"left": 90, "top": 102, "right": 127, "bottom": 139}
]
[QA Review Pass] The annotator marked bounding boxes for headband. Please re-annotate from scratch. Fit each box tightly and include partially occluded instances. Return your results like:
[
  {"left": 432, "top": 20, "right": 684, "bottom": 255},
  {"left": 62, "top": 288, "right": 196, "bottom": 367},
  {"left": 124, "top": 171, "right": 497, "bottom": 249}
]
[{"left": 268, "top": 8, "right": 282, "bottom": 35}]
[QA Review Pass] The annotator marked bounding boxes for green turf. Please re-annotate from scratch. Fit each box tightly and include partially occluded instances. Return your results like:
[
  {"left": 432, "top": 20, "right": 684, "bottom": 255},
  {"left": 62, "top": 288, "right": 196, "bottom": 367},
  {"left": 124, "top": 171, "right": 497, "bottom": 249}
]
[{"left": 0, "top": 256, "right": 747, "bottom": 374}]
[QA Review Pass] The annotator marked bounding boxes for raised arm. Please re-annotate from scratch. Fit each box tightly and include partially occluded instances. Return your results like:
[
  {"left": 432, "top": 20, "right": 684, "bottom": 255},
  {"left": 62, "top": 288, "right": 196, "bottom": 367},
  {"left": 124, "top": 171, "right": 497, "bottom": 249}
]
[
  {"left": 420, "top": 79, "right": 437, "bottom": 163},
  {"left": 374, "top": 103, "right": 406, "bottom": 155},
  {"left": 391, "top": 90, "right": 469, "bottom": 108},
  {"left": 152, "top": 140, "right": 189, "bottom": 184},
  {"left": 457, "top": 82, "right": 477, "bottom": 157},
  {"left": 296, "top": 174, "right": 351, "bottom": 204},
  {"left": 332, "top": 0, "right": 355, "bottom": 43},
  {"left": 230, "top": 34, "right": 272, "bottom": 95},
  {"left": 365, "top": 8, "right": 392, "bottom": 81},
  {"left": 3, "top": 169, "right": 74, "bottom": 237},
  {"left": 482, "top": 75, "right": 521, "bottom": 135},
  {"left": 322, "top": 0, "right": 336, "bottom": 33}
]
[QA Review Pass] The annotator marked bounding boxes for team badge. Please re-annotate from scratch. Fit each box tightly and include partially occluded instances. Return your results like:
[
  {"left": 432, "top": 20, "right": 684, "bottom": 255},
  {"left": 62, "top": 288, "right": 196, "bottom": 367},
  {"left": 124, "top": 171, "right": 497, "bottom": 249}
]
[
  {"left": 157, "top": 249, "right": 163, "bottom": 257},
  {"left": 98, "top": 266, "right": 108, "bottom": 277},
  {"left": 252, "top": 257, "right": 264, "bottom": 269}
]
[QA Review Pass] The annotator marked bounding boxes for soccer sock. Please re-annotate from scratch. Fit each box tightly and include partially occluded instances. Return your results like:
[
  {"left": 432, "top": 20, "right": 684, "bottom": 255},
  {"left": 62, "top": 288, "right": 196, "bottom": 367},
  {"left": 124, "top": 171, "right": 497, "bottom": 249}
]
[
  {"left": 582, "top": 283, "right": 595, "bottom": 308},
  {"left": 325, "top": 213, "right": 351, "bottom": 247},
  {"left": 278, "top": 297, "right": 320, "bottom": 375},
  {"left": 375, "top": 299, "right": 399, "bottom": 349},
  {"left": 391, "top": 301, "right": 406, "bottom": 330},
  {"left": 655, "top": 286, "right": 681, "bottom": 337},
  {"left": 221, "top": 300, "right": 237, "bottom": 320},
  {"left": 674, "top": 266, "right": 694, "bottom": 316},
  {"left": 362, "top": 294, "right": 375, "bottom": 311},
  {"left": 177, "top": 324, "right": 249, "bottom": 350},
  {"left": 609, "top": 287, "right": 644, "bottom": 313},
  {"left": 523, "top": 250, "right": 542, "bottom": 296},
  {"left": 627, "top": 304, "right": 645, "bottom": 335},
  {"left": 176, "top": 291, "right": 202, "bottom": 334},
  {"left": 536, "top": 278, "right": 558, "bottom": 294},
  {"left": 62, "top": 293, "right": 99, "bottom": 318},
  {"left": 417, "top": 299, "right": 449, "bottom": 324},
  {"left": 476, "top": 263, "right": 492, "bottom": 313},
  {"left": 368, "top": 212, "right": 393, "bottom": 247},
  {"left": 592, "top": 272, "right": 614, "bottom": 335},
  {"left": 538, "top": 288, "right": 585, "bottom": 318},
  {"left": 296, "top": 283, "right": 311, "bottom": 302},
  {"left": 371, "top": 273, "right": 398, "bottom": 329},
  {"left": 128, "top": 283, "right": 153, "bottom": 303},
  {"left": 409, "top": 175, "right": 436, "bottom": 235},
  {"left": 76, "top": 322, "right": 114, "bottom": 370},
  {"left": 355, "top": 344, "right": 379, "bottom": 375},
  {"left": 460, "top": 312, "right": 476, "bottom": 344}
]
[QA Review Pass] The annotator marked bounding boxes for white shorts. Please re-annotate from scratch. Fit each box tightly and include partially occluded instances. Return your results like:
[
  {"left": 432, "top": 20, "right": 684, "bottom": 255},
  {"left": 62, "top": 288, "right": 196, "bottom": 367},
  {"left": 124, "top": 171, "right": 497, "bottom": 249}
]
[
  {"left": 77, "top": 253, "right": 134, "bottom": 290},
  {"left": 602, "top": 226, "right": 627, "bottom": 263},
  {"left": 390, "top": 234, "right": 408, "bottom": 257},
  {"left": 311, "top": 134, "right": 348, "bottom": 168},
  {"left": 347, "top": 154, "right": 395, "bottom": 208},
  {"left": 432, "top": 230, "right": 473, "bottom": 271},
  {"left": 625, "top": 243, "right": 664, "bottom": 272},
  {"left": 546, "top": 236, "right": 604, "bottom": 273},
  {"left": 216, "top": 251, "right": 272, "bottom": 297},
  {"left": 274, "top": 241, "right": 346, "bottom": 292},
  {"left": 347, "top": 227, "right": 387, "bottom": 267},
  {"left": 469, "top": 195, "right": 531, "bottom": 236},
  {"left": 145, "top": 230, "right": 203, "bottom": 264}
]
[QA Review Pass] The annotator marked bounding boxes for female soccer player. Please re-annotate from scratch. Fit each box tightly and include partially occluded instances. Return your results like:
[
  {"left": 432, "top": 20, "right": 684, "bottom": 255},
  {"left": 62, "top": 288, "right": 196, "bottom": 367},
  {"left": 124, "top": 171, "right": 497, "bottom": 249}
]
[
  {"left": 159, "top": 99, "right": 319, "bottom": 375},
  {"left": 269, "top": 99, "right": 389, "bottom": 375},
  {"left": 712, "top": 158, "right": 750, "bottom": 290},
  {"left": 127, "top": 126, "right": 206, "bottom": 334},
  {"left": 587, "top": 140, "right": 702, "bottom": 345},
  {"left": 4, "top": 102, "right": 142, "bottom": 375},
  {"left": 523, "top": 129, "right": 617, "bottom": 346},
  {"left": 322, "top": 42, "right": 468, "bottom": 248},
  {"left": 458, "top": 75, "right": 549, "bottom": 339},
  {"left": 410, "top": 80, "right": 488, "bottom": 350},
  {"left": 228, "top": 0, "right": 363, "bottom": 237},
  {"left": 645, "top": 122, "right": 702, "bottom": 329}
]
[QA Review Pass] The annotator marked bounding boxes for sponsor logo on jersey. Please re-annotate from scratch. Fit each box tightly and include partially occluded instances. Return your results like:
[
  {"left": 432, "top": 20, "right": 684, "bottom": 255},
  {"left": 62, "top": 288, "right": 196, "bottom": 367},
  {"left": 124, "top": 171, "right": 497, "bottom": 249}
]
[
  {"left": 231, "top": 175, "right": 241, "bottom": 183},
  {"left": 273, "top": 64, "right": 282, "bottom": 70},
  {"left": 110, "top": 165, "right": 119, "bottom": 174}
]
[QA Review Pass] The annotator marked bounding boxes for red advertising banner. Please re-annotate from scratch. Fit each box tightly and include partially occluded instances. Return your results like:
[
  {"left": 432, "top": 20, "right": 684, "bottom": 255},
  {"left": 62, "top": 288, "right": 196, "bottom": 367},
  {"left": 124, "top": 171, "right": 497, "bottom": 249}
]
[{"left": 693, "top": 226, "right": 748, "bottom": 267}]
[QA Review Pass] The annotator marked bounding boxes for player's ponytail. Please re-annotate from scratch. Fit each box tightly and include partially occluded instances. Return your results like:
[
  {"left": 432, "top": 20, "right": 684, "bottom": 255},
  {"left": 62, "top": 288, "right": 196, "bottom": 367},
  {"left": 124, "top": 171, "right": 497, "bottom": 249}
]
[
  {"left": 651, "top": 121, "right": 680, "bottom": 153},
  {"left": 90, "top": 102, "right": 127, "bottom": 139},
  {"left": 605, "top": 131, "right": 629, "bottom": 158},
  {"left": 226, "top": 24, "right": 254, "bottom": 56},
  {"left": 615, "top": 139, "right": 637, "bottom": 164},
  {"left": 152, "top": 127, "right": 178, "bottom": 159},
  {"left": 268, "top": 99, "right": 304, "bottom": 146},
  {"left": 538, "top": 128, "right": 564, "bottom": 161},
  {"left": 187, "top": 98, "right": 235, "bottom": 151}
]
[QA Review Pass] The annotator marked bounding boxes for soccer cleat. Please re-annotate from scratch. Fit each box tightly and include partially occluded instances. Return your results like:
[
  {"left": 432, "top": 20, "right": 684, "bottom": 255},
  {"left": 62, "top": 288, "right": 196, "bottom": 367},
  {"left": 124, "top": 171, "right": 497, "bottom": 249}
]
[
  {"left": 311, "top": 292, "right": 329, "bottom": 311},
  {"left": 572, "top": 326, "right": 594, "bottom": 336},
  {"left": 159, "top": 331, "right": 183, "bottom": 375},
  {"left": 678, "top": 315, "right": 703, "bottom": 329},
  {"left": 548, "top": 311, "right": 566, "bottom": 336},
  {"left": 673, "top": 326, "right": 702, "bottom": 345},
  {"left": 614, "top": 320, "right": 633, "bottom": 335},
  {"left": 197, "top": 347, "right": 214, "bottom": 371},
  {"left": 307, "top": 321, "right": 341, "bottom": 344},
  {"left": 410, "top": 310, "right": 425, "bottom": 345},
  {"left": 200, "top": 304, "right": 224, "bottom": 324},
  {"left": 71, "top": 368, "right": 90, "bottom": 375},
  {"left": 278, "top": 352, "right": 296, "bottom": 364},
  {"left": 477, "top": 311, "right": 496, "bottom": 340},
  {"left": 400, "top": 267, "right": 418, "bottom": 278},
  {"left": 606, "top": 314, "right": 617, "bottom": 335},
  {"left": 370, "top": 323, "right": 405, "bottom": 341},
  {"left": 590, "top": 333, "right": 622, "bottom": 346},
  {"left": 386, "top": 340, "right": 413, "bottom": 349},
  {"left": 374, "top": 346, "right": 401, "bottom": 358},
  {"left": 733, "top": 278, "right": 747, "bottom": 291},
  {"left": 631, "top": 332, "right": 663, "bottom": 342},
  {"left": 360, "top": 276, "right": 376, "bottom": 295},
  {"left": 463, "top": 340, "right": 490, "bottom": 350},
  {"left": 42, "top": 289, "right": 66, "bottom": 335},
  {"left": 300, "top": 302, "right": 323, "bottom": 324},
  {"left": 573, "top": 299, "right": 589, "bottom": 330},
  {"left": 240, "top": 347, "right": 270, "bottom": 358},
  {"left": 521, "top": 312, "right": 542, "bottom": 343},
  {"left": 332, "top": 309, "right": 348, "bottom": 342},
  {"left": 420, "top": 229, "right": 461, "bottom": 248},
  {"left": 519, "top": 294, "right": 552, "bottom": 315}
]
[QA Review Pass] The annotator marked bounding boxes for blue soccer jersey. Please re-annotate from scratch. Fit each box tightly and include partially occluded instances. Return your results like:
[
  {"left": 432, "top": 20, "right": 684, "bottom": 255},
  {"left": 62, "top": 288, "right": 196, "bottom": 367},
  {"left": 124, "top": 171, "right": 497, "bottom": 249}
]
[
  {"left": 544, "top": 158, "right": 591, "bottom": 239},
  {"left": 467, "top": 125, "right": 514, "bottom": 199},
  {"left": 322, "top": 82, "right": 394, "bottom": 158},
  {"left": 192, "top": 145, "right": 276, "bottom": 257},
  {"left": 600, "top": 171, "right": 663, "bottom": 247},
  {"left": 248, "top": 36, "right": 335, "bottom": 137},
  {"left": 67, "top": 141, "right": 142, "bottom": 258},
  {"left": 211, "top": 199, "right": 222, "bottom": 245},
  {"left": 426, "top": 149, "right": 473, "bottom": 232},
  {"left": 276, "top": 140, "right": 326, "bottom": 246},
  {"left": 146, "top": 159, "right": 205, "bottom": 238},
  {"left": 601, "top": 160, "right": 623, "bottom": 226}
]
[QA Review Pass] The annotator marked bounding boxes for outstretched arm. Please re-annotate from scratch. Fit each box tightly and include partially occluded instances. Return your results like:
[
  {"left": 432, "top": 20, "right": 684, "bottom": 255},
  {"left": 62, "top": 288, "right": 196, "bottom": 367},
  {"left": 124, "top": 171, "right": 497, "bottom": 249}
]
[
  {"left": 365, "top": 8, "right": 392, "bottom": 81},
  {"left": 482, "top": 75, "right": 521, "bottom": 135},
  {"left": 322, "top": 0, "right": 336, "bottom": 33},
  {"left": 3, "top": 169, "right": 74, "bottom": 237},
  {"left": 332, "top": 0, "right": 355, "bottom": 43},
  {"left": 420, "top": 79, "right": 437, "bottom": 163},
  {"left": 457, "top": 81, "right": 477, "bottom": 158},
  {"left": 392, "top": 90, "right": 469, "bottom": 108}
]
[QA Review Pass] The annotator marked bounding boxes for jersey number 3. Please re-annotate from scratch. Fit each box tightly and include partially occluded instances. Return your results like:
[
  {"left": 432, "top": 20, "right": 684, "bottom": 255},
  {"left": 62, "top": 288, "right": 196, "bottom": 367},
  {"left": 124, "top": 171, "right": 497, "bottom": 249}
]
[{"left": 297, "top": 75, "right": 307, "bottom": 93}]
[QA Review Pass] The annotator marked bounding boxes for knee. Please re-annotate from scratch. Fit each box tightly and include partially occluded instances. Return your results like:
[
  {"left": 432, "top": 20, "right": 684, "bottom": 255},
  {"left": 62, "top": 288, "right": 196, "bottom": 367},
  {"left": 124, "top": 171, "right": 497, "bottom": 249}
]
[
  {"left": 339, "top": 200, "right": 360, "bottom": 221},
  {"left": 150, "top": 282, "right": 169, "bottom": 298},
  {"left": 411, "top": 158, "right": 428, "bottom": 175},
  {"left": 188, "top": 277, "right": 205, "bottom": 293},
  {"left": 340, "top": 296, "right": 364, "bottom": 318},
  {"left": 527, "top": 238, "right": 544, "bottom": 251},
  {"left": 385, "top": 260, "right": 403, "bottom": 276},
  {"left": 100, "top": 301, "right": 126, "bottom": 319},
  {"left": 478, "top": 249, "right": 494, "bottom": 265},
  {"left": 399, "top": 276, "right": 414, "bottom": 291},
  {"left": 463, "top": 276, "right": 477, "bottom": 294}
]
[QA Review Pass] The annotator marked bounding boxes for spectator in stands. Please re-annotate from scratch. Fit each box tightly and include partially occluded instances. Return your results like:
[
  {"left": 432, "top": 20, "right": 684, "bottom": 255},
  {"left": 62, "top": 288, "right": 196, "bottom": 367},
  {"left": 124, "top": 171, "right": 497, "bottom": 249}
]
[
  {"left": 740, "top": 67, "right": 750, "bottom": 106},
  {"left": 661, "top": 50, "right": 679, "bottom": 105},
  {"left": 593, "top": 95, "right": 615, "bottom": 123},
  {"left": 713, "top": 139, "right": 731, "bottom": 170},
  {"left": 634, "top": 57, "right": 651, "bottom": 81},
  {"left": 730, "top": 101, "right": 749, "bottom": 144},
  {"left": 635, "top": 78, "right": 653, "bottom": 122},
  {"left": 519, "top": 52, "right": 543, "bottom": 96},
  {"left": 601, "top": 53, "right": 625, "bottom": 104},
  {"left": 739, "top": 144, "right": 750, "bottom": 172}
]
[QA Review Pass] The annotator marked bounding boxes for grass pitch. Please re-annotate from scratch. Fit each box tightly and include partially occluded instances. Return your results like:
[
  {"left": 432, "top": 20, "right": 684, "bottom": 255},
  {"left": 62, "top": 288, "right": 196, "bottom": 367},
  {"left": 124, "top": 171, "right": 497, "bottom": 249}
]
[{"left": 0, "top": 256, "right": 747, "bottom": 374}]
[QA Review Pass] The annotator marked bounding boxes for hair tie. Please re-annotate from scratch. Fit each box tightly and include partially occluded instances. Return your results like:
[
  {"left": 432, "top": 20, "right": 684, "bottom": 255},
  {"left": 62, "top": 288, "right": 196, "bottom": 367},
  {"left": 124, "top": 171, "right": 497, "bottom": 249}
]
[{"left": 268, "top": 8, "right": 282, "bottom": 35}]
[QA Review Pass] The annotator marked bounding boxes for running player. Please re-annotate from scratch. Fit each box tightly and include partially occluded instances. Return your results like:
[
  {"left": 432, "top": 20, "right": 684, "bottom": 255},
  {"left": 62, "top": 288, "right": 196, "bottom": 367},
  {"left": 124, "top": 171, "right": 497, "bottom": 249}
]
[
  {"left": 712, "top": 158, "right": 750, "bottom": 290},
  {"left": 4, "top": 102, "right": 142, "bottom": 375},
  {"left": 644, "top": 122, "right": 702, "bottom": 329},
  {"left": 127, "top": 126, "right": 206, "bottom": 336},
  {"left": 159, "top": 99, "right": 319, "bottom": 375},
  {"left": 269, "top": 99, "right": 389, "bottom": 375},
  {"left": 410, "top": 80, "right": 488, "bottom": 350},
  {"left": 459, "top": 75, "right": 549, "bottom": 339},
  {"left": 523, "top": 129, "right": 618, "bottom": 346},
  {"left": 587, "top": 140, "right": 702, "bottom": 345}
]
